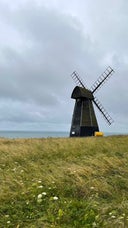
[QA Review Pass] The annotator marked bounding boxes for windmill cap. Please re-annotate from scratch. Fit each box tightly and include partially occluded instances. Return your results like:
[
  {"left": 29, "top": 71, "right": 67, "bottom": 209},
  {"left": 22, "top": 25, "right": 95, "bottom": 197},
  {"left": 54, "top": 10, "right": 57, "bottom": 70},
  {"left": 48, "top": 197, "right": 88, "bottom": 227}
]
[{"left": 71, "top": 86, "right": 94, "bottom": 100}]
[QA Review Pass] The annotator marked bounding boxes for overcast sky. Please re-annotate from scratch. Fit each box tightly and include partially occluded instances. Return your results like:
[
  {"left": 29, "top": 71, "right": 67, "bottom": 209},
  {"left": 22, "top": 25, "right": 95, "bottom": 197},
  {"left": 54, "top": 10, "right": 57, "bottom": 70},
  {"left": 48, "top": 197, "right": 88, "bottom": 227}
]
[{"left": 0, "top": 0, "right": 128, "bottom": 133}]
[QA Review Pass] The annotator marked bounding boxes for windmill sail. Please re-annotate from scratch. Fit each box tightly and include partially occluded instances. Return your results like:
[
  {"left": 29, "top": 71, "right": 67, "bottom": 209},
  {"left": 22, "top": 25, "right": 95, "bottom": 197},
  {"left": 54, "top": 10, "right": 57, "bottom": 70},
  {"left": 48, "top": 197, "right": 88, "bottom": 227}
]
[
  {"left": 93, "top": 97, "right": 114, "bottom": 125},
  {"left": 91, "top": 66, "right": 114, "bottom": 94},
  {"left": 71, "top": 71, "right": 87, "bottom": 88}
]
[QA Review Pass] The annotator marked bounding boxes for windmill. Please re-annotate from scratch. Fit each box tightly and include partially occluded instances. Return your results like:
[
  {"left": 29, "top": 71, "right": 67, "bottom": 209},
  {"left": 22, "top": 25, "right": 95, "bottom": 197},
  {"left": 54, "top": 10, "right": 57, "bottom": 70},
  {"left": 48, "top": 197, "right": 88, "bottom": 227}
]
[{"left": 70, "top": 66, "right": 114, "bottom": 137}]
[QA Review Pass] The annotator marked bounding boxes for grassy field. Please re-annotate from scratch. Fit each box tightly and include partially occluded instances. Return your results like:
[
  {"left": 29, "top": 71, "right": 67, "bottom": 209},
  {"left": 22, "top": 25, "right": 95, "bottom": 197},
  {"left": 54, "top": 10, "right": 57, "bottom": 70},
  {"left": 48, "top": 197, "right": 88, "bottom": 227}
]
[{"left": 0, "top": 135, "right": 128, "bottom": 227}]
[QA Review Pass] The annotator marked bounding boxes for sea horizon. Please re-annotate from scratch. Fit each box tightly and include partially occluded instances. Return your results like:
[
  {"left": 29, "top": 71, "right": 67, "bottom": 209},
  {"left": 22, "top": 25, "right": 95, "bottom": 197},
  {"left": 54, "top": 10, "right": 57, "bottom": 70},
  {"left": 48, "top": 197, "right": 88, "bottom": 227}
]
[
  {"left": 0, "top": 130, "right": 69, "bottom": 139},
  {"left": 0, "top": 130, "right": 127, "bottom": 139}
]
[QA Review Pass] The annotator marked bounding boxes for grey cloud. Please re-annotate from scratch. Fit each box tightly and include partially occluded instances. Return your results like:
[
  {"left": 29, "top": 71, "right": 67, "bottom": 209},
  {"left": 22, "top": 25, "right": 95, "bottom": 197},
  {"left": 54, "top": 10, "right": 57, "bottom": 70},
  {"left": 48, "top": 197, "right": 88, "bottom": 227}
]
[
  {"left": 0, "top": 0, "right": 127, "bottom": 132},
  {"left": 0, "top": 3, "right": 96, "bottom": 112}
]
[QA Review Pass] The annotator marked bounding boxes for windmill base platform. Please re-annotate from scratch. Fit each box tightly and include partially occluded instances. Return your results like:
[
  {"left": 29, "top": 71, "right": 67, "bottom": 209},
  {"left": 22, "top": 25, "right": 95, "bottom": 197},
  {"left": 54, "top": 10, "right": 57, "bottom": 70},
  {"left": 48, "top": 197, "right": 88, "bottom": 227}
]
[{"left": 70, "top": 126, "right": 99, "bottom": 137}]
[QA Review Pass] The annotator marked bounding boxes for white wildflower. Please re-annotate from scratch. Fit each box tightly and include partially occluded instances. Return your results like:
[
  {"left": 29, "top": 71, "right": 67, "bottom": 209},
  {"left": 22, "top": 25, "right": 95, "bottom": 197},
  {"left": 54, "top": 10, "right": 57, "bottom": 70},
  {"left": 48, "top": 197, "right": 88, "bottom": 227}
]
[
  {"left": 37, "top": 194, "right": 42, "bottom": 199},
  {"left": 38, "top": 185, "right": 43, "bottom": 189},
  {"left": 37, "top": 198, "right": 42, "bottom": 203},
  {"left": 38, "top": 180, "right": 42, "bottom": 183},
  {"left": 42, "top": 192, "right": 47, "bottom": 196},
  {"left": 7, "top": 221, "right": 11, "bottom": 224},
  {"left": 90, "top": 186, "right": 95, "bottom": 190},
  {"left": 53, "top": 196, "right": 58, "bottom": 200},
  {"left": 111, "top": 215, "right": 116, "bottom": 219}
]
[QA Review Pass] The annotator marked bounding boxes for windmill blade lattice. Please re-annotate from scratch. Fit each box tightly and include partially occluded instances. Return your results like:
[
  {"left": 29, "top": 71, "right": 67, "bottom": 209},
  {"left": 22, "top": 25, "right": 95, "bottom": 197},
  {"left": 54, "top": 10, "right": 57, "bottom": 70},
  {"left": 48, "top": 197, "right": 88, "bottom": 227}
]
[
  {"left": 91, "top": 66, "right": 114, "bottom": 94},
  {"left": 93, "top": 97, "right": 114, "bottom": 125},
  {"left": 71, "top": 71, "right": 87, "bottom": 88}
]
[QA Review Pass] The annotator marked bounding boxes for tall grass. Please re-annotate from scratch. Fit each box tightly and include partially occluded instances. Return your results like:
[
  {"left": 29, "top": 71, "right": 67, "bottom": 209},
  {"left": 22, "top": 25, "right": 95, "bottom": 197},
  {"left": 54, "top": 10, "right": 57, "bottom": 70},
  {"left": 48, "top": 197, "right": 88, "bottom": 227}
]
[{"left": 0, "top": 136, "right": 128, "bottom": 227}]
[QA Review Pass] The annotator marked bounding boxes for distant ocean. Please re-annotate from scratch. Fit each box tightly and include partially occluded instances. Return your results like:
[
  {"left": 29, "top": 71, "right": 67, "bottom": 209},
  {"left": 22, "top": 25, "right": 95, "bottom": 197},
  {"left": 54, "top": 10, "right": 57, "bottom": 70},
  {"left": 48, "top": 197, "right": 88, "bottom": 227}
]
[
  {"left": 0, "top": 131, "right": 69, "bottom": 139},
  {"left": 0, "top": 131, "right": 125, "bottom": 139}
]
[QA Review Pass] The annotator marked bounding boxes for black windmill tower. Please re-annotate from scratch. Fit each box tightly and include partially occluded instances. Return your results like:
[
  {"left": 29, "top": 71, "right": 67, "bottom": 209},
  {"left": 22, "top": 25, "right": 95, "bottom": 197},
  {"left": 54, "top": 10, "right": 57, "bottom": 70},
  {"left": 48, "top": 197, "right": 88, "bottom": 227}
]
[{"left": 70, "top": 66, "right": 114, "bottom": 137}]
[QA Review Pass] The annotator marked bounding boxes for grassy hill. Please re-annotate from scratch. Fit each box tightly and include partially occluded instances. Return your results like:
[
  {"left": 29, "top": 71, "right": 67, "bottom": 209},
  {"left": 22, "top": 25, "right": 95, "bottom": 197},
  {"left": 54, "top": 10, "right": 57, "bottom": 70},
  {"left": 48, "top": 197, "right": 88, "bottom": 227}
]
[{"left": 0, "top": 135, "right": 128, "bottom": 227}]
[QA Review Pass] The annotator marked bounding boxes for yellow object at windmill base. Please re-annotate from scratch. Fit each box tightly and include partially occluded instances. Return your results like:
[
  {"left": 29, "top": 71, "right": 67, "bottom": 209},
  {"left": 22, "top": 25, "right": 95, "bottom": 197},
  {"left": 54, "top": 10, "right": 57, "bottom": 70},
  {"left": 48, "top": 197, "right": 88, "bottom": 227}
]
[{"left": 94, "top": 132, "right": 104, "bottom": 137}]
